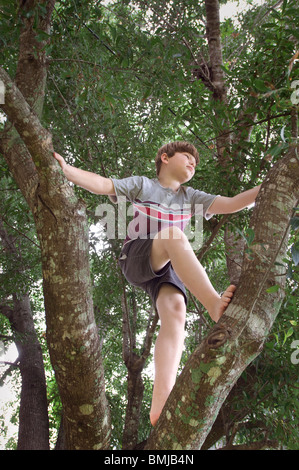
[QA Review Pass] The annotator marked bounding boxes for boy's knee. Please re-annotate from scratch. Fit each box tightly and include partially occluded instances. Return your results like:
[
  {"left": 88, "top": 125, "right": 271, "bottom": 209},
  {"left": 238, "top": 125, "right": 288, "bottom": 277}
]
[
  {"left": 170, "top": 297, "right": 186, "bottom": 325},
  {"left": 168, "top": 225, "right": 185, "bottom": 239},
  {"left": 157, "top": 286, "right": 186, "bottom": 325},
  {"left": 159, "top": 226, "right": 188, "bottom": 244}
]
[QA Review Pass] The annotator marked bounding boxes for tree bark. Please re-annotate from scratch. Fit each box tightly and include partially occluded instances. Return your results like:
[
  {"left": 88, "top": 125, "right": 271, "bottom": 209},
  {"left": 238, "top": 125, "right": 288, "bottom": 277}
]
[
  {"left": 204, "top": 0, "right": 231, "bottom": 161},
  {"left": 145, "top": 145, "right": 299, "bottom": 450},
  {"left": 121, "top": 288, "right": 158, "bottom": 449},
  {"left": 0, "top": 3, "right": 55, "bottom": 448},
  {"left": 204, "top": 0, "right": 227, "bottom": 103},
  {"left": 122, "top": 359, "right": 146, "bottom": 449},
  {"left": 0, "top": 65, "right": 111, "bottom": 449},
  {"left": 0, "top": 217, "right": 50, "bottom": 449},
  {"left": 201, "top": 363, "right": 259, "bottom": 449},
  {"left": 8, "top": 296, "right": 50, "bottom": 450},
  {"left": 0, "top": 0, "right": 55, "bottom": 210}
]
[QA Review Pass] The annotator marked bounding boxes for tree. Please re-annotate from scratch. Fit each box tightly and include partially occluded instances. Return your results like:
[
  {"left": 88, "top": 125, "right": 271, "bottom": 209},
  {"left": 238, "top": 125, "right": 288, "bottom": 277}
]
[
  {"left": 0, "top": 0, "right": 298, "bottom": 450},
  {"left": 0, "top": 1, "right": 110, "bottom": 450},
  {"left": 0, "top": 218, "right": 49, "bottom": 450}
]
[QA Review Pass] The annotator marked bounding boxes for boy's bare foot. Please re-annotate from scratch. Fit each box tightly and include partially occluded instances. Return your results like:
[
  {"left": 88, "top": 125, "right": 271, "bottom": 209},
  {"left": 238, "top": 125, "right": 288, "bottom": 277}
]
[
  {"left": 210, "top": 285, "right": 236, "bottom": 322},
  {"left": 150, "top": 411, "right": 160, "bottom": 427}
]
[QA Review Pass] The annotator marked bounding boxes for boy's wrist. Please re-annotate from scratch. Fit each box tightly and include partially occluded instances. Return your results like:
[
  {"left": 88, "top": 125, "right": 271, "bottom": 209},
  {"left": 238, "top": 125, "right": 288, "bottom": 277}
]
[{"left": 63, "top": 163, "right": 73, "bottom": 179}]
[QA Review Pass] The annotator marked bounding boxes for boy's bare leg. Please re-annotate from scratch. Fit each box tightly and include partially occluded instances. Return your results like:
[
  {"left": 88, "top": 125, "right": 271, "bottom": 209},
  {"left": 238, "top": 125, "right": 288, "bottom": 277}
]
[
  {"left": 151, "top": 226, "right": 236, "bottom": 322},
  {"left": 150, "top": 284, "right": 186, "bottom": 427},
  {"left": 149, "top": 227, "right": 236, "bottom": 426}
]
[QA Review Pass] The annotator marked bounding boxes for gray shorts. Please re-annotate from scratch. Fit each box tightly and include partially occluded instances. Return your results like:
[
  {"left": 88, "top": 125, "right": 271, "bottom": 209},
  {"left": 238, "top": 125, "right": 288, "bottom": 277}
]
[{"left": 118, "top": 238, "right": 187, "bottom": 306}]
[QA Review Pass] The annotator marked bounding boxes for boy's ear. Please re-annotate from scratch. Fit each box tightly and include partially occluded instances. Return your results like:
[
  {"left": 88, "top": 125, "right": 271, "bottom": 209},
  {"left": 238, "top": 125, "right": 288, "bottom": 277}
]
[{"left": 160, "top": 153, "right": 169, "bottom": 164}]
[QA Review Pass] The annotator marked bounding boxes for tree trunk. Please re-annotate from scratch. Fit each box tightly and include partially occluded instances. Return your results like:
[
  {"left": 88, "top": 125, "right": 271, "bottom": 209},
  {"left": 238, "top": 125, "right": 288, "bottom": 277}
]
[
  {"left": 0, "top": 218, "right": 50, "bottom": 449},
  {"left": 204, "top": 0, "right": 231, "bottom": 161},
  {"left": 0, "top": 64, "right": 111, "bottom": 449},
  {"left": 145, "top": 145, "right": 299, "bottom": 450},
  {"left": 122, "top": 360, "right": 145, "bottom": 449},
  {"left": 12, "top": 296, "right": 50, "bottom": 450},
  {"left": 121, "top": 288, "right": 158, "bottom": 449},
  {"left": 204, "top": 0, "right": 227, "bottom": 103},
  {"left": 1, "top": 0, "right": 112, "bottom": 449},
  {"left": 0, "top": 2, "right": 55, "bottom": 449}
]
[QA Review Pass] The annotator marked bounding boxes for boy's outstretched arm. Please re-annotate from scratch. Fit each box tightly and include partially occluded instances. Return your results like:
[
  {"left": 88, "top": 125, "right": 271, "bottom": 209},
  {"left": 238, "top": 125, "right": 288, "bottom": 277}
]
[
  {"left": 207, "top": 185, "right": 261, "bottom": 216},
  {"left": 53, "top": 152, "right": 115, "bottom": 195}
]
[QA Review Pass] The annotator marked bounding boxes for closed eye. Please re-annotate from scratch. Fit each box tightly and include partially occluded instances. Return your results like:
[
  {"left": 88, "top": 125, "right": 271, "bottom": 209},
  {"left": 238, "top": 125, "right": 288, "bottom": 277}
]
[{"left": 184, "top": 154, "right": 196, "bottom": 167}]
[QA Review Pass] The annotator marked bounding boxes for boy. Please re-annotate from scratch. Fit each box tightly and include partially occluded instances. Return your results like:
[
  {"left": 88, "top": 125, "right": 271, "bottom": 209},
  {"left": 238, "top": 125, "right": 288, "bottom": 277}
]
[{"left": 54, "top": 141, "right": 260, "bottom": 426}]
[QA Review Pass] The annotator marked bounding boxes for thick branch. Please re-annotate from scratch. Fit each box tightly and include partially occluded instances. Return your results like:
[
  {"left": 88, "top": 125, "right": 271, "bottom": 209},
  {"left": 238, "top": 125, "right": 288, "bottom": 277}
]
[
  {"left": 0, "top": 68, "right": 111, "bottom": 449},
  {"left": 0, "top": 67, "right": 58, "bottom": 184},
  {"left": 219, "top": 438, "right": 279, "bottom": 450},
  {"left": 0, "top": 1, "right": 56, "bottom": 210}
]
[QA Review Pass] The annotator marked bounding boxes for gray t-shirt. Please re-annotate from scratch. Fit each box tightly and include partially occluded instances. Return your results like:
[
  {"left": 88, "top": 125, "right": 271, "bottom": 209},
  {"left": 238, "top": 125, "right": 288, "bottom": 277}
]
[{"left": 111, "top": 176, "right": 218, "bottom": 243}]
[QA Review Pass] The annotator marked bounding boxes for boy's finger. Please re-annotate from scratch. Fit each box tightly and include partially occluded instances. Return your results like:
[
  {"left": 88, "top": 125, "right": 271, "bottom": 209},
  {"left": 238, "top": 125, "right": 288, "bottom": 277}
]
[{"left": 53, "top": 152, "right": 64, "bottom": 163}]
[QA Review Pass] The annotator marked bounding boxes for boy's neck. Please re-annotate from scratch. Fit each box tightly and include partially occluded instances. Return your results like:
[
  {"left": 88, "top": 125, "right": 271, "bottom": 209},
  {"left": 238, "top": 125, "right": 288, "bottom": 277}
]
[{"left": 157, "top": 174, "right": 181, "bottom": 192}]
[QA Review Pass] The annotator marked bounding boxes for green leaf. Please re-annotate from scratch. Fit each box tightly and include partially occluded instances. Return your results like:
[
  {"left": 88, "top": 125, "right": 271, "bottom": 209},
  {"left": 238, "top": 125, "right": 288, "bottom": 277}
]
[
  {"left": 266, "top": 285, "right": 280, "bottom": 293},
  {"left": 35, "top": 29, "right": 51, "bottom": 42},
  {"left": 267, "top": 142, "right": 288, "bottom": 157},
  {"left": 270, "top": 9, "right": 281, "bottom": 20},
  {"left": 254, "top": 79, "right": 268, "bottom": 92},
  {"left": 261, "top": 22, "right": 276, "bottom": 29},
  {"left": 235, "top": 227, "right": 255, "bottom": 246},
  {"left": 283, "top": 327, "right": 294, "bottom": 345}
]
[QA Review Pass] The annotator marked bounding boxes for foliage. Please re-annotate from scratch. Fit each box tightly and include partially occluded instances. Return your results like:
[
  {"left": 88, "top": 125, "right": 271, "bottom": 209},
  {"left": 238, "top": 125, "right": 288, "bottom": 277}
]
[{"left": 0, "top": 0, "right": 298, "bottom": 450}]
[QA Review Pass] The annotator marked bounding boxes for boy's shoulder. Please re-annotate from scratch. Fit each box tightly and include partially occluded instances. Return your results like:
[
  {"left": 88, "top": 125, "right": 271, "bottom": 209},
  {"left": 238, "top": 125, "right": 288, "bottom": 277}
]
[
  {"left": 114, "top": 174, "right": 153, "bottom": 183},
  {"left": 109, "top": 174, "right": 156, "bottom": 203},
  {"left": 123, "top": 174, "right": 158, "bottom": 187}
]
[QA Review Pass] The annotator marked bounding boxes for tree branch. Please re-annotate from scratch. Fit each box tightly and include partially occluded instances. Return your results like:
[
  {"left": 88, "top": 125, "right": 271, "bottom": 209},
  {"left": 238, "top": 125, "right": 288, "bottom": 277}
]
[
  {"left": 0, "top": 67, "right": 54, "bottom": 180},
  {"left": 0, "top": 359, "right": 20, "bottom": 387},
  {"left": 218, "top": 438, "right": 279, "bottom": 450},
  {"left": 0, "top": 58, "right": 111, "bottom": 452}
]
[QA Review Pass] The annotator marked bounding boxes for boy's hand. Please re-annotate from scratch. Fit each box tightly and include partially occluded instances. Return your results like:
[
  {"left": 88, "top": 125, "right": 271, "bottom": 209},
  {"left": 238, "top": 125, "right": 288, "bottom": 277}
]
[
  {"left": 52, "top": 152, "right": 115, "bottom": 195},
  {"left": 53, "top": 152, "right": 67, "bottom": 172}
]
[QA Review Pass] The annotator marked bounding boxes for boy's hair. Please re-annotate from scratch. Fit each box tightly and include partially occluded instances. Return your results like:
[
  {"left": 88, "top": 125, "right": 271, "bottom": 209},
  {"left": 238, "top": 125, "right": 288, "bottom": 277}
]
[{"left": 155, "top": 141, "right": 199, "bottom": 176}]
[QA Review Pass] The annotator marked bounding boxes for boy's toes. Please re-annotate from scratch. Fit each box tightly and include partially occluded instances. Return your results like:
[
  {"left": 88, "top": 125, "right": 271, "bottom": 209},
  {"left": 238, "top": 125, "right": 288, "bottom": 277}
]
[{"left": 221, "top": 285, "right": 236, "bottom": 302}]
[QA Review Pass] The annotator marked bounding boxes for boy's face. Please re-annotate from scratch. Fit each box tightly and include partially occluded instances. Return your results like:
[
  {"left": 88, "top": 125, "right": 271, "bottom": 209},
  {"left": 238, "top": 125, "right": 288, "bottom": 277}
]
[{"left": 161, "top": 151, "right": 197, "bottom": 183}]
